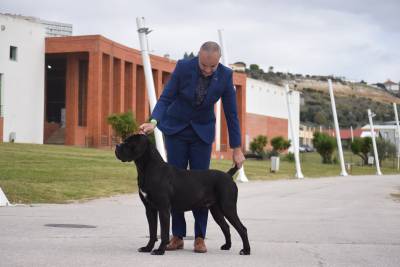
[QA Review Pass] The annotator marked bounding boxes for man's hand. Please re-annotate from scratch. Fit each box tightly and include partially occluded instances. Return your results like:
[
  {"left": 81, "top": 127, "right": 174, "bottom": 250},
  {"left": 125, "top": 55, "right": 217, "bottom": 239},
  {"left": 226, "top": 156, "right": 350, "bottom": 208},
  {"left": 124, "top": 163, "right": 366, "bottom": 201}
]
[
  {"left": 232, "top": 147, "right": 245, "bottom": 168},
  {"left": 139, "top": 123, "right": 156, "bottom": 135}
]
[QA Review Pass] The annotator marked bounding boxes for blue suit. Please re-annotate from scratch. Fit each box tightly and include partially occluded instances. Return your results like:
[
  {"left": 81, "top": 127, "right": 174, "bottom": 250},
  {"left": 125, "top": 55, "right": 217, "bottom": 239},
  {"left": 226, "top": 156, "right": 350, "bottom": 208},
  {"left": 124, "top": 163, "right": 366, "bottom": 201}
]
[
  {"left": 152, "top": 57, "right": 241, "bottom": 148},
  {"left": 151, "top": 57, "right": 241, "bottom": 239}
]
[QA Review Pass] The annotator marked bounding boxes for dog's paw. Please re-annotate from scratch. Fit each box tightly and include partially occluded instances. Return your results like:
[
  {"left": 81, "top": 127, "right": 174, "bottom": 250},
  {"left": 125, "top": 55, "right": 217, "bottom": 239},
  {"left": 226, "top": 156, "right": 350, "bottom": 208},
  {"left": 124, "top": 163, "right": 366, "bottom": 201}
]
[
  {"left": 138, "top": 246, "right": 153, "bottom": 253},
  {"left": 151, "top": 249, "right": 165, "bottom": 255},
  {"left": 220, "top": 243, "right": 231, "bottom": 250},
  {"left": 239, "top": 249, "right": 251, "bottom": 255}
]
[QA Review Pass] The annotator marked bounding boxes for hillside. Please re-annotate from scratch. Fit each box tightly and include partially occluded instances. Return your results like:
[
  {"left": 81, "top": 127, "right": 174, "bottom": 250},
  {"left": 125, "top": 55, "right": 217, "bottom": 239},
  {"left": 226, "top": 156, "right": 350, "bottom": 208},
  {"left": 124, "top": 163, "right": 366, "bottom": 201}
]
[{"left": 293, "top": 79, "right": 400, "bottom": 104}]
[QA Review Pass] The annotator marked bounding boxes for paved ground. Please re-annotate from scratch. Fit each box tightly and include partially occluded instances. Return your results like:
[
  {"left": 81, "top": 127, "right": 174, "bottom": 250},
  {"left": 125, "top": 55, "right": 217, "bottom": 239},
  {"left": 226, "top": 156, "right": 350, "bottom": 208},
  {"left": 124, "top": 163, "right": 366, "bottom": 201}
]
[{"left": 1, "top": 174, "right": 400, "bottom": 267}]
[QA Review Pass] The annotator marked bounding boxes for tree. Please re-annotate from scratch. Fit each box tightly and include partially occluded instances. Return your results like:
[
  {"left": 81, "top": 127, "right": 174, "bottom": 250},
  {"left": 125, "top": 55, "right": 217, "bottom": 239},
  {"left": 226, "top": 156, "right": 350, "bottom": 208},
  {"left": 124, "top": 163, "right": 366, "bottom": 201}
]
[
  {"left": 268, "top": 66, "right": 274, "bottom": 73},
  {"left": 376, "top": 137, "right": 397, "bottom": 165},
  {"left": 270, "top": 136, "right": 291, "bottom": 156},
  {"left": 350, "top": 137, "right": 372, "bottom": 165},
  {"left": 107, "top": 111, "right": 138, "bottom": 140},
  {"left": 183, "top": 52, "right": 195, "bottom": 59},
  {"left": 313, "top": 132, "right": 336, "bottom": 164},
  {"left": 314, "top": 111, "right": 327, "bottom": 125},
  {"left": 249, "top": 135, "right": 268, "bottom": 156},
  {"left": 249, "top": 64, "right": 260, "bottom": 71}
]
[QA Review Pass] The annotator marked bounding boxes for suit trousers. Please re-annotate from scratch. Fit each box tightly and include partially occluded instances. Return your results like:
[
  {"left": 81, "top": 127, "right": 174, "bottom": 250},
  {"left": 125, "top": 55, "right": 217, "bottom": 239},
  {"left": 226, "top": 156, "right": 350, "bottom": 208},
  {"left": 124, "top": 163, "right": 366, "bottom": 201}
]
[{"left": 164, "top": 125, "right": 212, "bottom": 239}]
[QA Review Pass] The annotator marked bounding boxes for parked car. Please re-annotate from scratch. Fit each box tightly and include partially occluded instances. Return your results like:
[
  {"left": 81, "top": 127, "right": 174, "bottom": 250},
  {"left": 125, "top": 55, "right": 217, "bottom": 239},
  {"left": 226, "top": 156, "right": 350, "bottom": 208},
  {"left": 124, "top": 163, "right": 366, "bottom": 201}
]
[
  {"left": 304, "top": 144, "right": 315, "bottom": 152},
  {"left": 299, "top": 144, "right": 315, "bottom": 152}
]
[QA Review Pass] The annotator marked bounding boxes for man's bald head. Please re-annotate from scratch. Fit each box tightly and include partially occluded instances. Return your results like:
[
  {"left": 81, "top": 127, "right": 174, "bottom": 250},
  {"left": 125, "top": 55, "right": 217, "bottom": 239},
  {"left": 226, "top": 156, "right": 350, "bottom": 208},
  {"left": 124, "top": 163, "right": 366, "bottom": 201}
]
[
  {"left": 200, "top": 41, "right": 221, "bottom": 57},
  {"left": 198, "top": 41, "right": 221, "bottom": 76}
]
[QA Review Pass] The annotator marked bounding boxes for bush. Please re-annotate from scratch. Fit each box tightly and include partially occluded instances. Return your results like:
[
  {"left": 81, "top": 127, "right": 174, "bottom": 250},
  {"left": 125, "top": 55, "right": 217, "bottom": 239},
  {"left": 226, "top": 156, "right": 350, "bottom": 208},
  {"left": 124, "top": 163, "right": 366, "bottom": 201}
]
[
  {"left": 283, "top": 152, "right": 295, "bottom": 162},
  {"left": 376, "top": 138, "right": 397, "bottom": 164},
  {"left": 107, "top": 111, "right": 138, "bottom": 140},
  {"left": 270, "top": 136, "right": 291, "bottom": 156},
  {"left": 313, "top": 132, "right": 336, "bottom": 164},
  {"left": 350, "top": 137, "right": 372, "bottom": 165},
  {"left": 249, "top": 135, "right": 268, "bottom": 157}
]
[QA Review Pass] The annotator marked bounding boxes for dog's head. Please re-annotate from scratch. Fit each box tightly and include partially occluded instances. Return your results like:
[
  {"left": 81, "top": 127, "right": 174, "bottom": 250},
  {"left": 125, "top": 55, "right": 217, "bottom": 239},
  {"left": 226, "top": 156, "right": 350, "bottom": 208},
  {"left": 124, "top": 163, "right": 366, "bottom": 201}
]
[{"left": 115, "top": 134, "right": 149, "bottom": 162}]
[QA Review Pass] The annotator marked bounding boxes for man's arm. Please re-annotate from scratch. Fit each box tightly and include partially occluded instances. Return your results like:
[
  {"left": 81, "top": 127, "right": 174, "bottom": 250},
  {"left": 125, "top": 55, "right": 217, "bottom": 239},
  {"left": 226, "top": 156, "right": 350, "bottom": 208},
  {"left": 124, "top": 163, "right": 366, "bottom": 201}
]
[
  {"left": 221, "top": 71, "right": 245, "bottom": 168},
  {"left": 221, "top": 71, "right": 241, "bottom": 149},
  {"left": 151, "top": 61, "right": 181, "bottom": 122},
  {"left": 139, "top": 61, "right": 181, "bottom": 134}
]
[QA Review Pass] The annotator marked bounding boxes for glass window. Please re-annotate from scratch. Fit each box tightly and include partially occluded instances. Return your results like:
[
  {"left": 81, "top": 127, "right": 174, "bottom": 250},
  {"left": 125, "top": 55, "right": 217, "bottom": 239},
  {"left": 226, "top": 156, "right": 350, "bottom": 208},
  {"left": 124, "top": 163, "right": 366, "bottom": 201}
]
[{"left": 10, "top": 46, "right": 17, "bottom": 61}]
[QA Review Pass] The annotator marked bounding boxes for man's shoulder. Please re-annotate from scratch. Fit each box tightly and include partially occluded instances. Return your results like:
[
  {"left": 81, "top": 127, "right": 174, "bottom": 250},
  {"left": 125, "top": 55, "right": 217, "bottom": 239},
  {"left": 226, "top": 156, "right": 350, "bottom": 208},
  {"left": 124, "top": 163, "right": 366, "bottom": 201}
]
[
  {"left": 176, "top": 57, "right": 197, "bottom": 70},
  {"left": 219, "top": 63, "right": 233, "bottom": 76}
]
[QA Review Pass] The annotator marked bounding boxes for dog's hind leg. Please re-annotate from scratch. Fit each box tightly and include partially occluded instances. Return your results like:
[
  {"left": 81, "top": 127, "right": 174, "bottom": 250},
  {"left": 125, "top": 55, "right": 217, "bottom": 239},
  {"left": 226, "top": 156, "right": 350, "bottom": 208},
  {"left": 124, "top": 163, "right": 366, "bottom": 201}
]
[
  {"left": 221, "top": 205, "right": 251, "bottom": 255},
  {"left": 210, "top": 204, "right": 231, "bottom": 250},
  {"left": 138, "top": 205, "right": 158, "bottom": 253},
  {"left": 151, "top": 207, "right": 170, "bottom": 255}
]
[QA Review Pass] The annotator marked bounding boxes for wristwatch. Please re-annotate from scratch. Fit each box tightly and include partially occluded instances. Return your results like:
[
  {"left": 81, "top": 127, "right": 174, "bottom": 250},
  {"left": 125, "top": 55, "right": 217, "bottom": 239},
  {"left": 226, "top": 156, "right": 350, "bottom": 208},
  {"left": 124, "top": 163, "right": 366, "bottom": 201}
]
[{"left": 150, "top": 119, "right": 157, "bottom": 126}]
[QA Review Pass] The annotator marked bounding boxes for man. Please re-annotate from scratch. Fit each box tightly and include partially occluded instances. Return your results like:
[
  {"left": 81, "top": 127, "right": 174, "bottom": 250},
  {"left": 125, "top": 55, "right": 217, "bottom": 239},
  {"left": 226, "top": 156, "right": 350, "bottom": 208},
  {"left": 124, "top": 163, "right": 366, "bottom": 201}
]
[{"left": 139, "top": 41, "right": 245, "bottom": 253}]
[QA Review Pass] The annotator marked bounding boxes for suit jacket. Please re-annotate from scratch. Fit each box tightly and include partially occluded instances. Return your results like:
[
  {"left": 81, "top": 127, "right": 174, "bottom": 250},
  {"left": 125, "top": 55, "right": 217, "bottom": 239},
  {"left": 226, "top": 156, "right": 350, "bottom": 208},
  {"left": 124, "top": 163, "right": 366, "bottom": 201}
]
[{"left": 151, "top": 57, "right": 241, "bottom": 148}]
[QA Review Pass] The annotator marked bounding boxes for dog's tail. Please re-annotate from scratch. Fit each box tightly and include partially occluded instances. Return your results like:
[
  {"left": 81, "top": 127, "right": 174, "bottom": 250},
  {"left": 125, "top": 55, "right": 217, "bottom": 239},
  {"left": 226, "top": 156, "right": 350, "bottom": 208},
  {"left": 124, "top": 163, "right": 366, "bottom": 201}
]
[{"left": 227, "top": 165, "right": 239, "bottom": 177}]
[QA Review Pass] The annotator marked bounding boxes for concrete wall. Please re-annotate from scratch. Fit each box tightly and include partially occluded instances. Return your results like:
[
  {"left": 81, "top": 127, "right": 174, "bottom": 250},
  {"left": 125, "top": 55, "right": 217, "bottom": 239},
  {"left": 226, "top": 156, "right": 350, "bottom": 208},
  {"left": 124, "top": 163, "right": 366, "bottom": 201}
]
[
  {"left": 0, "top": 14, "right": 45, "bottom": 143},
  {"left": 245, "top": 78, "right": 300, "bottom": 152}
]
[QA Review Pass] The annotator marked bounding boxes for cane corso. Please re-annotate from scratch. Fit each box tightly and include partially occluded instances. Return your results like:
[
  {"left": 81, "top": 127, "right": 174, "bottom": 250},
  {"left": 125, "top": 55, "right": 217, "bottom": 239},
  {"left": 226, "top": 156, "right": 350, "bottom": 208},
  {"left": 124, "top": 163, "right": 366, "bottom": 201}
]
[{"left": 115, "top": 134, "right": 250, "bottom": 255}]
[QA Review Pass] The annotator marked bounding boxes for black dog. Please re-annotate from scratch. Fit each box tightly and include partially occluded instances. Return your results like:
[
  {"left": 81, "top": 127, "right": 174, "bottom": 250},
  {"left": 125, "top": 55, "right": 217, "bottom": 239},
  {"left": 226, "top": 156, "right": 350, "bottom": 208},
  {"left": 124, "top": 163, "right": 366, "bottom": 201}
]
[{"left": 115, "top": 134, "right": 250, "bottom": 255}]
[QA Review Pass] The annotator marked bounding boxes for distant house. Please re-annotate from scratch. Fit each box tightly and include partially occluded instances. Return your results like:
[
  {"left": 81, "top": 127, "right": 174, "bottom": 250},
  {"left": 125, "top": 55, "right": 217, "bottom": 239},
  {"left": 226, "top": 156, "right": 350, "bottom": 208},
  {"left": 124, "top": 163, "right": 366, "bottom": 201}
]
[
  {"left": 230, "top": 62, "right": 246, "bottom": 72},
  {"left": 361, "top": 124, "right": 400, "bottom": 155},
  {"left": 383, "top": 79, "right": 399, "bottom": 92}
]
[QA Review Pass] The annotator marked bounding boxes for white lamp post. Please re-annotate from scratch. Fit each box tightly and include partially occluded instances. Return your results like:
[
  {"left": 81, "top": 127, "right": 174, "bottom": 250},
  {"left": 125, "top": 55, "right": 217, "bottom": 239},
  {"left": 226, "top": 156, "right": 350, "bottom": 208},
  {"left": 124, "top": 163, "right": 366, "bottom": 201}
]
[
  {"left": 136, "top": 17, "right": 167, "bottom": 161},
  {"left": 367, "top": 109, "right": 382, "bottom": 175},
  {"left": 285, "top": 84, "right": 304, "bottom": 179},
  {"left": 393, "top": 103, "right": 400, "bottom": 171},
  {"left": 328, "top": 79, "right": 348, "bottom": 176}
]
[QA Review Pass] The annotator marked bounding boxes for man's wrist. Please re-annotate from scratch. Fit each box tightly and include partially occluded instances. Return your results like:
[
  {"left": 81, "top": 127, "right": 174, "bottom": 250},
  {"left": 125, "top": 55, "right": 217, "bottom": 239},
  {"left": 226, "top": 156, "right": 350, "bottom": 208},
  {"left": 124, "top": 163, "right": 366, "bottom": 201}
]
[{"left": 150, "top": 119, "right": 157, "bottom": 126}]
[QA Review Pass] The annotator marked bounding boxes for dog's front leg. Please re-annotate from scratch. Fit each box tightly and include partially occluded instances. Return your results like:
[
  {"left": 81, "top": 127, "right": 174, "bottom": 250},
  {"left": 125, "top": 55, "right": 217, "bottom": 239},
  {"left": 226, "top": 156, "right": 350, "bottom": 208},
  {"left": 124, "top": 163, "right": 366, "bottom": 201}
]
[
  {"left": 151, "top": 207, "right": 170, "bottom": 255},
  {"left": 138, "top": 205, "right": 158, "bottom": 252},
  {"left": 138, "top": 193, "right": 158, "bottom": 253}
]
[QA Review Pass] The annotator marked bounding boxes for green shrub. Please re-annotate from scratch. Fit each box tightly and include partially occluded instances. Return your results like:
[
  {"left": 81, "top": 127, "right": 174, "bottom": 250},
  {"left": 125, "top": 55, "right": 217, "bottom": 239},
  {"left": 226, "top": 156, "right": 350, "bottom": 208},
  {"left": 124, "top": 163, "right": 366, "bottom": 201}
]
[
  {"left": 249, "top": 135, "right": 268, "bottom": 156},
  {"left": 312, "top": 132, "right": 336, "bottom": 164},
  {"left": 350, "top": 137, "right": 372, "bottom": 165},
  {"left": 376, "top": 137, "right": 397, "bottom": 164},
  {"left": 283, "top": 152, "right": 295, "bottom": 162},
  {"left": 270, "top": 136, "right": 291, "bottom": 156},
  {"left": 107, "top": 111, "right": 138, "bottom": 140}
]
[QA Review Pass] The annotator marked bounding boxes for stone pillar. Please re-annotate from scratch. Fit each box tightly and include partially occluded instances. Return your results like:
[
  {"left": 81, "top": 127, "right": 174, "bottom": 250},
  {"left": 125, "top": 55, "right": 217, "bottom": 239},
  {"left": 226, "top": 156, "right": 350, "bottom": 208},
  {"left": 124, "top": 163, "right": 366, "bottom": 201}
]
[
  {"left": 87, "top": 51, "right": 102, "bottom": 147},
  {"left": 65, "top": 54, "right": 78, "bottom": 146}
]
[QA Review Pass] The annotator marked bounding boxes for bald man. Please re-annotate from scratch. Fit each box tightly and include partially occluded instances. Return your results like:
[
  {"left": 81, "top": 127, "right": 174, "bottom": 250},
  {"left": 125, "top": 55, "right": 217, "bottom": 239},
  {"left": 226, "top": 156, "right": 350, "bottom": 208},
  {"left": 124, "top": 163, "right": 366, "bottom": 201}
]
[{"left": 139, "top": 42, "right": 245, "bottom": 253}]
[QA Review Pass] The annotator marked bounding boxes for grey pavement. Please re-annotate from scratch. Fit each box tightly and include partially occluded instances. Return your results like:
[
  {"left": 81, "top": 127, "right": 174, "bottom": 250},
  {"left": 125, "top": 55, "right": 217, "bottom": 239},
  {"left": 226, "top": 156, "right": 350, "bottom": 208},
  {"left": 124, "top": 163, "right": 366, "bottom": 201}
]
[{"left": 1, "top": 174, "right": 400, "bottom": 267}]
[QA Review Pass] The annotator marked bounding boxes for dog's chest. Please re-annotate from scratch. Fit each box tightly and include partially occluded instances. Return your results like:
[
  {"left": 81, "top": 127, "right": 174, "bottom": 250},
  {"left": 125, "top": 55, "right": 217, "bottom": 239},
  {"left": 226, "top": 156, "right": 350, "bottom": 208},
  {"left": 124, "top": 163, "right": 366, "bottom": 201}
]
[{"left": 139, "top": 188, "right": 148, "bottom": 199}]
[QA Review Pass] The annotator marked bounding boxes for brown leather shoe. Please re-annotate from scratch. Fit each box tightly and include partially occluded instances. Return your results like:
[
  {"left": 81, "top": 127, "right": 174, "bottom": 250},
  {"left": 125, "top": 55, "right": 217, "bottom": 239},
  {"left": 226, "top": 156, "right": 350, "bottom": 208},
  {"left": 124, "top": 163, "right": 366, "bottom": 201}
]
[
  {"left": 194, "top": 237, "right": 207, "bottom": 253},
  {"left": 166, "top": 236, "right": 184, "bottom": 251}
]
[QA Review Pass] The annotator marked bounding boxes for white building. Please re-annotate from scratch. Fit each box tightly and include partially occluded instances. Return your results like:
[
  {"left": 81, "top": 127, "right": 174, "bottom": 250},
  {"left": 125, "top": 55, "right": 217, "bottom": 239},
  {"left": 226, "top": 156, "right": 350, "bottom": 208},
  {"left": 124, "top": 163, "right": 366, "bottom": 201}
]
[
  {"left": 383, "top": 79, "right": 399, "bottom": 92},
  {"left": 361, "top": 124, "right": 400, "bottom": 155},
  {"left": 1, "top": 13, "right": 72, "bottom": 37},
  {"left": 0, "top": 14, "right": 45, "bottom": 143},
  {"left": 245, "top": 78, "right": 300, "bottom": 152}
]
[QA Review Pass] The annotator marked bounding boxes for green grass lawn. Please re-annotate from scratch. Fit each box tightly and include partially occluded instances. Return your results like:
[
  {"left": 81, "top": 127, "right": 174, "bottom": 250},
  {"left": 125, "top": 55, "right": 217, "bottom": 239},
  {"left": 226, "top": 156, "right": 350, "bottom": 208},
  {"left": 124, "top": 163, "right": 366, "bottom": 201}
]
[{"left": 0, "top": 142, "right": 399, "bottom": 203}]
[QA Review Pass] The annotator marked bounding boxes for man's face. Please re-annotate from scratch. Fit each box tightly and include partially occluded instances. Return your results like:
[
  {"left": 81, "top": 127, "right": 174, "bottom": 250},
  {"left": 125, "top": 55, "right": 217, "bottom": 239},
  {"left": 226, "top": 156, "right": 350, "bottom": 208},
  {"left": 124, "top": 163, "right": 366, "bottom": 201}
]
[{"left": 198, "top": 51, "right": 220, "bottom": 77}]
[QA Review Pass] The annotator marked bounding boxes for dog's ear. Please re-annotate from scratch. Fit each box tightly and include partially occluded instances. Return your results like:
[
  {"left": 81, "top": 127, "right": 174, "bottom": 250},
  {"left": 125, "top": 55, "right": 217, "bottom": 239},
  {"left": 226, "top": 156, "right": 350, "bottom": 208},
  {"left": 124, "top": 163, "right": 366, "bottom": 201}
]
[{"left": 129, "top": 134, "right": 149, "bottom": 159}]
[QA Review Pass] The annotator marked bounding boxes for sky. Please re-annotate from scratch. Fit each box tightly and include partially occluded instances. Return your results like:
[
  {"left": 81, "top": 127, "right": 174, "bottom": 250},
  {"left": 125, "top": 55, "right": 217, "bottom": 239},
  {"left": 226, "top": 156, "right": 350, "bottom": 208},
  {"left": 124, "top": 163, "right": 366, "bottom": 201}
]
[{"left": 1, "top": 0, "right": 399, "bottom": 83}]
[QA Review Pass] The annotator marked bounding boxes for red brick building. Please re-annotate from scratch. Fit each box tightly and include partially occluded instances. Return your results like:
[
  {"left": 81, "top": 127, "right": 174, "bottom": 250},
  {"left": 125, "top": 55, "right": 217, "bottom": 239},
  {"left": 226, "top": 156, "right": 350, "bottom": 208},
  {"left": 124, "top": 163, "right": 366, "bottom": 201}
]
[{"left": 44, "top": 35, "right": 247, "bottom": 157}]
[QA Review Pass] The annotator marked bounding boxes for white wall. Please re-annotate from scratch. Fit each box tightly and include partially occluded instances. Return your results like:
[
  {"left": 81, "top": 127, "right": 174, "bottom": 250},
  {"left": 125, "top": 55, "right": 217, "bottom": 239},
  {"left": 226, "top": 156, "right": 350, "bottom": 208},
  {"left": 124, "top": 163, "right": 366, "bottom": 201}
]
[
  {"left": 246, "top": 78, "right": 300, "bottom": 152},
  {"left": 0, "top": 14, "right": 45, "bottom": 144}
]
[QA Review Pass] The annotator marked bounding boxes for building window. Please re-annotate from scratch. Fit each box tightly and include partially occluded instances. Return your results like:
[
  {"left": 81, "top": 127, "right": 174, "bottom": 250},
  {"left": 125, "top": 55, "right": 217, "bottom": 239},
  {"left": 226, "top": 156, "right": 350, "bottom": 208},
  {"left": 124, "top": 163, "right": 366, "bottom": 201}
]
[
  {"left": 9, "top": 46, "right": 17, "bottom": 61},
  {"left": 78, "top": 60, "right": 88, "bottom": 126}
]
